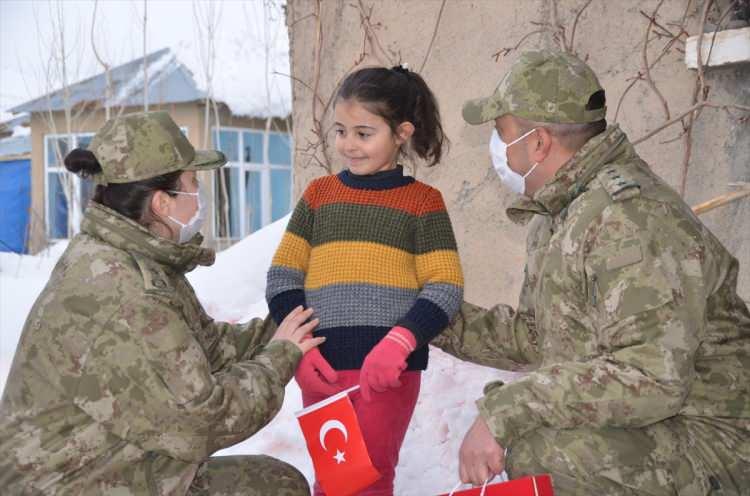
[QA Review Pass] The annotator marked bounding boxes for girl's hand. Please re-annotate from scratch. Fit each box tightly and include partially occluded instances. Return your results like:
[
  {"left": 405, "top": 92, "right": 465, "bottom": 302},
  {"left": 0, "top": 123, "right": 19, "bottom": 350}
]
[
  {"left": 270, "top": 306, "right": 324, "bottom": 354},
  {"left": 359, "top": 326, "right": 415, "bottom": 401},
  {"left": 295, "top": 347, "right": 340, "bottom": 396}
]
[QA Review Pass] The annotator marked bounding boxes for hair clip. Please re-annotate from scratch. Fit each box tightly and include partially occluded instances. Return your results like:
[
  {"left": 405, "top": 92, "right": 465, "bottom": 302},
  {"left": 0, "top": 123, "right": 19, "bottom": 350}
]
[{"left": 392, "top": 63, "right": 410, "bottom": 74}]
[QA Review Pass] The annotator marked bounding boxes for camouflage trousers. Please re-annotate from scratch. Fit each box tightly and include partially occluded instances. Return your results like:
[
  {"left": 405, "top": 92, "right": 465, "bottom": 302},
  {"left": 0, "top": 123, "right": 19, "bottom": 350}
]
[
  {"left": 187, "top": 455, "right": 309, "bottom": 496},
  {"left": 505, "top": 418, "right": 750, "bottom": 496}
]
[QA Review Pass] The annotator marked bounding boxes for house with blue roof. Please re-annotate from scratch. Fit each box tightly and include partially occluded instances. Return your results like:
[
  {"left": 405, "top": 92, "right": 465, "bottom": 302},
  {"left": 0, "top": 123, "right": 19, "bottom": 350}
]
[{"left": 3, "top": 47, "right": 292, "bottom": 253}]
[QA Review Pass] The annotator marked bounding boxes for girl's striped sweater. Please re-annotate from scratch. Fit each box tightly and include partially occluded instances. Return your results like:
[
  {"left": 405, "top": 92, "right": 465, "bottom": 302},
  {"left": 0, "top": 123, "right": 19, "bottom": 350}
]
[{"left": 266, "top": 166, "right": 463, "bottom": 370}]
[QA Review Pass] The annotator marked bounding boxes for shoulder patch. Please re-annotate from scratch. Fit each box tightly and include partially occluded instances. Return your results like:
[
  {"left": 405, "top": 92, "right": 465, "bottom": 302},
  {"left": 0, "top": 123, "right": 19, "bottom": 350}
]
[
  {"left": 132, "top": 254, "right": 173, "bottom": 295},
  {"left": 597, "top": 166, "right": 641, "bottom": 202}
]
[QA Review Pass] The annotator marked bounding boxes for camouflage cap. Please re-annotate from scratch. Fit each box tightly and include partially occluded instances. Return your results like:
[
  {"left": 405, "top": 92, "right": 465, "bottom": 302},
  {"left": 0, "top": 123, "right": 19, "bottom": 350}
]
[
  {"left": 87, "top": 111, "right": 226, "bottom": 184},
  {"left": 463, "top": 49, "right": 606, "bottom": 125}
]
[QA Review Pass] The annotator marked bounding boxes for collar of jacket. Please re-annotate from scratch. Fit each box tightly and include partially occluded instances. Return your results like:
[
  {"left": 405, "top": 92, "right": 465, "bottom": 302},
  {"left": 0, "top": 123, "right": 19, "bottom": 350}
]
[
  {"left": 82, "top": 202, "right": 216, "bottom": 273},
  {"left": 506, "top": 124, "right": 632, "bottom": 225}
]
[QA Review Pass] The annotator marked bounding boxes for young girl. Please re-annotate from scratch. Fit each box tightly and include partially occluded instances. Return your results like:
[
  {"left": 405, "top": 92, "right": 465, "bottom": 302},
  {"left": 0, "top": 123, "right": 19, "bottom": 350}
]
[{"left": 267, "top": 66, "right": 463, "bottom": 495}]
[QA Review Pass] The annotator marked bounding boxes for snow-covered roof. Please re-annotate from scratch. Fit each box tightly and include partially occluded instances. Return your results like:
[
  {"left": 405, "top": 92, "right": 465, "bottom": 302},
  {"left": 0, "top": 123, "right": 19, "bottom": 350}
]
[
  {"left": 9, "top": 48, "right": 206, "bottom": 114},
  {"left": 0, "top": 113, "right": 30, "bottom": 139},
  {"left": 0, "top": 135, "right": 31, "bottom": 158}
]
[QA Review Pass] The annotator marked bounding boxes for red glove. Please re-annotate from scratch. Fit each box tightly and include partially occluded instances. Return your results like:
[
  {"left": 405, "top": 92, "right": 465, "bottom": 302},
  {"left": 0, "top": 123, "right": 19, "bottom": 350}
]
[
  {"left": 360, "top": 326, "right": 417, "bottom": 402},
  {"left": 295, "top": 347, "right": 340, "bottom": 396}
]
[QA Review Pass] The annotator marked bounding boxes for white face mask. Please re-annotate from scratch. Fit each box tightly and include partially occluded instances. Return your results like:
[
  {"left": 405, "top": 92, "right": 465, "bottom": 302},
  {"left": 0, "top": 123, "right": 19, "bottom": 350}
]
[
  {"left": 489, "top": 128, "right": 539, "bottom": 195},
  {"left": 166, "top": 187, "right": 206, "bottom": 244}
]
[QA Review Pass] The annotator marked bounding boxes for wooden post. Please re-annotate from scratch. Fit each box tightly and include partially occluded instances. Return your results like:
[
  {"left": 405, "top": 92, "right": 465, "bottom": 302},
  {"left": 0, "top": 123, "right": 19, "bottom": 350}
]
[{"left": 692, "top": 183, "right": 750, "bottom": 216}]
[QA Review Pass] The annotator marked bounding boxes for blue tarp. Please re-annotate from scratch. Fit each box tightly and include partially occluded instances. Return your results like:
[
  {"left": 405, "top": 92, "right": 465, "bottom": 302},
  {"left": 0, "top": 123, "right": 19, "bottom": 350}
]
[{"left": 0, "top": 159, "right": 31, "bottom": 253}]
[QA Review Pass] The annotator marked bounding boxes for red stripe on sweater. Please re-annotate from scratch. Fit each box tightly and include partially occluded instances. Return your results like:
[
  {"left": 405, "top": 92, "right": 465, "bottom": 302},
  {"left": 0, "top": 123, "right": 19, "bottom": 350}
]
[{"left": 302, "top": 175, "right": 447, "bottom": 216}]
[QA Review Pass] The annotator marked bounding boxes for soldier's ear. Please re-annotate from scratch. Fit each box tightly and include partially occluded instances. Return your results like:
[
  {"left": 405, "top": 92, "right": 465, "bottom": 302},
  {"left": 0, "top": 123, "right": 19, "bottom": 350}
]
[
  {"left": 530, "top": 127, "right": 553, "bottom": 162},
  {"left": 150, "top": 190, "right": 174, "bottom": 219}
]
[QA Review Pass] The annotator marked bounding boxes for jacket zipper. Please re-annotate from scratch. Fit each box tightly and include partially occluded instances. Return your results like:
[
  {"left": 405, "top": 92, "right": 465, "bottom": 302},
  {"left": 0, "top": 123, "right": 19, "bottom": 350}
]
[{"left": 145, "top": 452, "right": 158, "bottom": 495}]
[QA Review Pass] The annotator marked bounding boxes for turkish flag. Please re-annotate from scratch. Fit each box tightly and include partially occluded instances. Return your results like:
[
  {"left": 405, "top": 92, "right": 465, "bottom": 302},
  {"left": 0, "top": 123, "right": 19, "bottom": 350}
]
[
  {"left": 439, "top": 475, "right": 554, "bottom": 496},
  {"left": 296, "top": 386, "right": 380, "bottom": 496}
]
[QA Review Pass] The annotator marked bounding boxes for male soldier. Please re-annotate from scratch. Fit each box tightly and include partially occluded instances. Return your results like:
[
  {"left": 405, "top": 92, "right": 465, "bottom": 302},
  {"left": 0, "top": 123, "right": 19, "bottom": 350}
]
[{"left": 433, "top": 49, "right": 750, "bottom": 495}]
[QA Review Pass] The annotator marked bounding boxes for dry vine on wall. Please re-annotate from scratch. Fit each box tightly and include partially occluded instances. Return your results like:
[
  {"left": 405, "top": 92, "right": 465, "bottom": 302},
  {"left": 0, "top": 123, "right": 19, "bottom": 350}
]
[
  {"left": 286, "top": 0, "right": 749, "bottom": 209},
  {"left": 495, "top": 0, "right": 750, "bottom": 205},
  {"left": 285, "top": 0, "right": 447, "bottom": 178}
]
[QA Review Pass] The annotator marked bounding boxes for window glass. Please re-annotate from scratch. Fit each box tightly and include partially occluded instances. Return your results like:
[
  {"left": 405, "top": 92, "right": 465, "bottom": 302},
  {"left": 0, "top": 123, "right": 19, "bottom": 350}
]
[
  {"left": 245, "top": 170, "right": 262, "bottom": 233},
  {"left": 216, "top": 130, "right": 239, "bottom": 162},
  {"left": 270, "top": 169, "right": 291, "bottom": 222},
  {"left": 46, "top": 137, "right": 70, "bottom": 167},
  {"left": 243, "top": 131, "right": 264, "bottom": 163},
  {"left": 211, "top": 128, "right": 294, "bottom": 238},
  {"left": 214, "top": 167, "right": 242, "bottom": 238},
  {"left": 47, "top": 172, "right": 69, "bottom": 238},
  {"left": 269, "top": 133, "right": 291, "bottom": 165}
]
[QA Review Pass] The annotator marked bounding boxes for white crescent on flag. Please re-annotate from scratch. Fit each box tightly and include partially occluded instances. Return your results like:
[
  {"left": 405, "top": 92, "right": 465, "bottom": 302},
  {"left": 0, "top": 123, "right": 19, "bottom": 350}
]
[{"left": 319, "top": 419, "right": 349, "bottom": 451}]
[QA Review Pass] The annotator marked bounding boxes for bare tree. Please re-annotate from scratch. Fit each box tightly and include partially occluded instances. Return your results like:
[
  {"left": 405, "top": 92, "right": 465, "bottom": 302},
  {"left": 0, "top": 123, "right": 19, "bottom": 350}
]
[
  {"left": 192, "top": 0, "right": 231, "bottom": 245},
  {"left": 143, "top": 0, "right": 149, "bottom": 112},
  {"left": 31, "top": 1, "right": 83, "bottom": 242},
  {"left": 91, "top": 0, "right": 112, "bottom": 120},
  {"left": 15, "top": 0, "right": 103, "bottom": 249}
]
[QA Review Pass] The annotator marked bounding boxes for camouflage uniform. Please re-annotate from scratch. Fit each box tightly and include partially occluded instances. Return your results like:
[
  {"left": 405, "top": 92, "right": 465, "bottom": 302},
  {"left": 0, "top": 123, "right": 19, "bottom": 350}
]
[
  {"left": 0, "top": 112, "right": 309, "bottom": 495},
  {"left": 434, "top": 51, "right": 750, "bottom": 495}
]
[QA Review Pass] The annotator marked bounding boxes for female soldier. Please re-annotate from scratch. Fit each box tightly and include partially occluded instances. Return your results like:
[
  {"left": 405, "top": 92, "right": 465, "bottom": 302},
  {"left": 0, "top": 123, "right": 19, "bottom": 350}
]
[{"left": 0, "top": 111, "right": 319, "bottom": 495}]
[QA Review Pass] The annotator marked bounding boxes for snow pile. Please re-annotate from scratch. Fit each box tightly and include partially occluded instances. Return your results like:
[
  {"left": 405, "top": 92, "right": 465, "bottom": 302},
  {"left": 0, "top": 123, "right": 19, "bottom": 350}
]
[
  {"left": 0, "top": 218, "right": 520, "bottom": 495},
  {"left": 12, "top": 125, "right": 30, "bottom": 137},
  {"left": 187, "top": 214, "right": 290, "bottom": 323},
  {"left": 0, "top": 242, "right": 69, "bottom": 390}
]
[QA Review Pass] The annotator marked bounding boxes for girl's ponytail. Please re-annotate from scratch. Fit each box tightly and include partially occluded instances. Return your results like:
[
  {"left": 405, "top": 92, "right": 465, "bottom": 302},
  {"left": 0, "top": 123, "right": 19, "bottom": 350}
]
[
  {"left": 337, "top": 65, "right": 448, "bottom": 167},
  {"left": 396, "top": 67, "right": 446, "bottom": 166}
]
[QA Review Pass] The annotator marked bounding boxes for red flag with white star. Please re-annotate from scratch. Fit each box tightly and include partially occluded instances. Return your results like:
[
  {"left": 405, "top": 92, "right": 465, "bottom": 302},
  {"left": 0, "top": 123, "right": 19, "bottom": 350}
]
[{"left": 296, "top": 386, "right": 380, "bottom": 496}]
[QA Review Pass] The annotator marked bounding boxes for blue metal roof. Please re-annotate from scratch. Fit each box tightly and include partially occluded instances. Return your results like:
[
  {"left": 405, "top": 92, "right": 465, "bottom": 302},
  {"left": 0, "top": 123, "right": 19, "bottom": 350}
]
[{"left": 9, "top": 48, "right": 206, "bottom": 114}]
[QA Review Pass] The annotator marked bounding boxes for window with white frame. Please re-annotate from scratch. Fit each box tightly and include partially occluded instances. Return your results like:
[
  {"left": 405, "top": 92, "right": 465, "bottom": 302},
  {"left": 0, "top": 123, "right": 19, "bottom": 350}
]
[
  {"left": 44, "top": 133, "right": 96, "bottom": 240},
  {"left": 212, "top": 127, "right": 292, "bottom": 238}
]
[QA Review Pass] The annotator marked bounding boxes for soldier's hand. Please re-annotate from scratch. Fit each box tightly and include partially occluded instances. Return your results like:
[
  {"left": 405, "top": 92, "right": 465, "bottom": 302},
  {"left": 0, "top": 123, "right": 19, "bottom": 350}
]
[
  {"left": 271, "top": 306, "right": 324, "bottom": 354},
  {"left": 459, "top": 415, "right": 505, "bottom": 486}
]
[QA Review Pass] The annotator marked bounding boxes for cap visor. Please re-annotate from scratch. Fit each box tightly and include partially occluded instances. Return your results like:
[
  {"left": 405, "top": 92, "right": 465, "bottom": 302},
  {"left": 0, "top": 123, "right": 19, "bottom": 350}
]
[
  {"left": 185, "top": 150, "right": 227, "bottom": 171},
  {"left": 462, "top": 96, "right": 506, "bottom": 125}
]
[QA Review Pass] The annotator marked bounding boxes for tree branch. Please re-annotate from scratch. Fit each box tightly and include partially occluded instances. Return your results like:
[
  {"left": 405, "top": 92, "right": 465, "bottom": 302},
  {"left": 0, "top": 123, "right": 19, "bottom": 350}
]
[
  {"left": 419, "top": 0, "right": 447, "bottom": 73},
  {"left": 642, "top": 0, "right": 670, "bottom": 121}
]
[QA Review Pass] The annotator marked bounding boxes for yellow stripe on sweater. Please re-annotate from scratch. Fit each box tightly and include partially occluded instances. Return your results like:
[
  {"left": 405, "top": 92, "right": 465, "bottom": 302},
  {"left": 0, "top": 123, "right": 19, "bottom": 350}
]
[
  {"left": 305, "top": 241, "right": 419, "bottom": 290},
  {"left": 272, "top": 232, "right": 311, "bottom": 272},
  {"left": 415, "top": 250, "right": 464, "bottom": 287}
]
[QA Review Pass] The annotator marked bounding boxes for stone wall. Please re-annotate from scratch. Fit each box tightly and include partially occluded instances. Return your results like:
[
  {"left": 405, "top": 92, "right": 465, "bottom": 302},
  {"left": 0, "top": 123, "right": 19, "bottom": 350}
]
[{"left": 286, "top": 0, "right": 750, "bottom": 304}]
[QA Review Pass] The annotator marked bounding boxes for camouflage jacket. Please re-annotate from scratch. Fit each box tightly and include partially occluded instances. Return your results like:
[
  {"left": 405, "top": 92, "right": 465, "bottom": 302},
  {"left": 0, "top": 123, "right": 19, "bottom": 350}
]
[
  {"left": 433, "top": 125, "right": 750, "bottom": 448},
  {"left": 0, "top": 203, "right": 301, "bottom": 495}
]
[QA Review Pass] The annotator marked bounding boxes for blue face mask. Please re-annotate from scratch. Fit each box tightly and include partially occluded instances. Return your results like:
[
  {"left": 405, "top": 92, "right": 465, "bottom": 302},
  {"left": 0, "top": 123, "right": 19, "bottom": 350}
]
[{"left": 489, "top": 128, "right": 539, "bottom": 195}]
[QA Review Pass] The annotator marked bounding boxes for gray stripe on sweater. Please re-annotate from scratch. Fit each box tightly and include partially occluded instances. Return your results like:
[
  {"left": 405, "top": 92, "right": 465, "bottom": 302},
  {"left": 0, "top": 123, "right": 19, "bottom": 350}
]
[
  {"left": 419, "top": 282, "right": 463, "bottom": 320},
  {"left": 306, "top": 283, "right": 419, "bottom": 329},
  {"left": 266, "top": 265, "right": 306, "bottom": 300}
]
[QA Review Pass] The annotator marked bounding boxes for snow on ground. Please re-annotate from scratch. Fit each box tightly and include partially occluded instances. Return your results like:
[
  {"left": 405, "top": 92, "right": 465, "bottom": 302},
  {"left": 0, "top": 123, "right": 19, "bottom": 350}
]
[
  {"left": 0, "top": 217, "right": 521, "bottom": 495},
  {"left": 0, "top": 241, "right": 70, "bottom": 392}
]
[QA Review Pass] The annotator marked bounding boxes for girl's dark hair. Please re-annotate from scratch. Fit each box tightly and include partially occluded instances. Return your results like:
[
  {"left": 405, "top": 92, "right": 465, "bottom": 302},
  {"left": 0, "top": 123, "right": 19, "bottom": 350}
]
[
  {"left": 336, "top": 65, "right": 448, "bottom": 167},
  {"left": 64, "top": 148, "right": 182, "bottom": 224}
]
